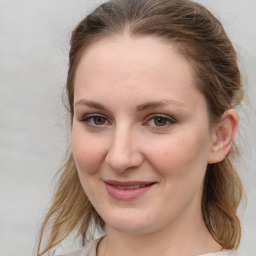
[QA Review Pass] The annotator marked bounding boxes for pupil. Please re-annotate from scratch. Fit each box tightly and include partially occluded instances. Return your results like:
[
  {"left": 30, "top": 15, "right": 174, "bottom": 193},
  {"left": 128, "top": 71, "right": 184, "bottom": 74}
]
[
  {"left": 154, "top": 117, "right": 166, "bottom": 126},
  {"left": 94, "top": 117, "right": 105, "bottom": 125}
]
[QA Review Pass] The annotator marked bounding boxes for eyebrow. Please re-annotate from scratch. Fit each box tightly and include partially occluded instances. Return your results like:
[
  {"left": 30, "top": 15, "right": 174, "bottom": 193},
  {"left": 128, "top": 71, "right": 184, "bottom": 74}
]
[
  {"left": 74, "top": 99, "right": 106, "bottom": 110},
  {"left": 136, "top": 100, "right": 186, "bottom": 111},
  {"left": 74, "top": 99, "right": 186, "bottom": 111}
]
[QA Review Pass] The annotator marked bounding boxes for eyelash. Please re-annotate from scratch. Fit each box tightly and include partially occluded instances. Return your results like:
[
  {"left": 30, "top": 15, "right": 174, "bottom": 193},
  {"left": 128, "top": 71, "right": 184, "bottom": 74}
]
[
  {"left": 80, "top": 113, "right": 176, "bottom": 129},
  {"left": 80, "top": 114, "right": 110, "bottom": 127},
  {"left": 144, "top": 114, "right": 176, "bottom": 128}
]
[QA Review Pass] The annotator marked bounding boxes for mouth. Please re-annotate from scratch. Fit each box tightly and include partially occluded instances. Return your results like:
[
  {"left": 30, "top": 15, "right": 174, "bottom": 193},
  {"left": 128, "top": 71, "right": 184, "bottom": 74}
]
[
  {"left": 104, "top": 180, "right": 156, "bottom": 200},
  {"left": 112, "top": 184, "right": 149, "bottom": 190}
]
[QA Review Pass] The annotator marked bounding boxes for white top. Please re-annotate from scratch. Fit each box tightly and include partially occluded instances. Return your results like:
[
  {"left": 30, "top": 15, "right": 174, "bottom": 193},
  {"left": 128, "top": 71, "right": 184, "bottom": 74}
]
[{"left": 59, "top": 237, "right": 247, "bottom": 256}]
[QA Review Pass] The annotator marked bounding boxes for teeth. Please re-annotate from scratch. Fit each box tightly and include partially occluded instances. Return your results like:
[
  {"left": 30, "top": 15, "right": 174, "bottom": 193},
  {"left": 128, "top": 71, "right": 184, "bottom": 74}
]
[{"left": 114, "top": 184, "right": 147, "bottom": 190}]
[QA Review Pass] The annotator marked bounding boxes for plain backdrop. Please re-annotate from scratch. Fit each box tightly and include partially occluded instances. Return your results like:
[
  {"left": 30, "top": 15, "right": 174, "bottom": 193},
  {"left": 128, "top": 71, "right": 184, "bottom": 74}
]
[{"left": 0, "top": 0, "right": 255, "bottom": 255}]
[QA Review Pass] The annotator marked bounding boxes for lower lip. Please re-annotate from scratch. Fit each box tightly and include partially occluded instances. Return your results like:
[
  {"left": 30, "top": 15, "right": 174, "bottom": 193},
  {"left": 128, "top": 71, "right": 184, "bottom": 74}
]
[{"left": 105, "top": 183, "right": 155, "bottom": 201}]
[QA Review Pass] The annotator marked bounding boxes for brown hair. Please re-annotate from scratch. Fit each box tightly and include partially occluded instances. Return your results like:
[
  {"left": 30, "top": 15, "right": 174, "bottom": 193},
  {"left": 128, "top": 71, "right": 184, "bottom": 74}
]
[{"left": 37, "top": 0, "right": 244, "bottom": 255}]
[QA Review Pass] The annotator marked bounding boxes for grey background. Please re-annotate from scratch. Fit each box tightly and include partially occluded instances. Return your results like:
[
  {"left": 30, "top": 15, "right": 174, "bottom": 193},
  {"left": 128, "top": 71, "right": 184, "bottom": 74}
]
[{"left": 0, "top": 0, "right": 255, "bottom": 255}]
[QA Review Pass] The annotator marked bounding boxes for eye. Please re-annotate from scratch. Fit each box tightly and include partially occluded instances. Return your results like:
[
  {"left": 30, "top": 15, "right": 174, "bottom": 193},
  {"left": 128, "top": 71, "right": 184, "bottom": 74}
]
[
  {"left": 80, "top": 114, "right": 109, "bottom": 126},
  {"left": 146, "top": 114, "right": 176, "bottom": 128}
]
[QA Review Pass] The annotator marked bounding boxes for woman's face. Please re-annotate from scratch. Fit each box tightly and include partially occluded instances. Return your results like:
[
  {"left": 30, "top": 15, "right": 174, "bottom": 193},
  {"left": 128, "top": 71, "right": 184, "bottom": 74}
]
[{"left": 72, "top": 35, "right": 215, "bottom": 235}]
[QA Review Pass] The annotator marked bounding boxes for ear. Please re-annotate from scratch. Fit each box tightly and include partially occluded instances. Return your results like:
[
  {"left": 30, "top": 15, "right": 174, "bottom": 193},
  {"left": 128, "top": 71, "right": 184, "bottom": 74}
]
[{"left": 208, "top": 109, "right": 238, "bottom": 164}]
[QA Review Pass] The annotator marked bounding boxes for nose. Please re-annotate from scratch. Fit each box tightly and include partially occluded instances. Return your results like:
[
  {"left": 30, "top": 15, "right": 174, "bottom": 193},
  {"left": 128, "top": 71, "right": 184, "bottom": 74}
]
[{"left": 105, "top": 126, "right": 144, "bottom": 172}]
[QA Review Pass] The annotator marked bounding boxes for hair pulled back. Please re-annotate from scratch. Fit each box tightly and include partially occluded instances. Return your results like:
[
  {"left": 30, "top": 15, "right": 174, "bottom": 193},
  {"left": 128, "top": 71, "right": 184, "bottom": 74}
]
[{"left": 38, "top": 0, "right": 244, "bottom": 255}]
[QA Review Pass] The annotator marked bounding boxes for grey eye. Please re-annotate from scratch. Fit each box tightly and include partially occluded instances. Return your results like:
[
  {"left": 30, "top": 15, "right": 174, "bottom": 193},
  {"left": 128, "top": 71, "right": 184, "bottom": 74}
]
[
  {"left": 153, "top": 116, "right": 168, "bottom": 126},
  {"left": 81, "top": 115, "right": 108, "bottom": 126},
  {"left": 92, "top": 116, "right": 106, "bottom": 125}
]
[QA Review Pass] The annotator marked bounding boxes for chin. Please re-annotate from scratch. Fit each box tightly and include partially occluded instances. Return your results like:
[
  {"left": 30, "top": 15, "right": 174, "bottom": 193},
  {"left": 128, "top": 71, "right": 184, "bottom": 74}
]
[
  {"left": 103, "top": 209, "right": 159, "bottom": 235},
  {"left": 108, "top": 222, "right": 151, "bottom": 235}
]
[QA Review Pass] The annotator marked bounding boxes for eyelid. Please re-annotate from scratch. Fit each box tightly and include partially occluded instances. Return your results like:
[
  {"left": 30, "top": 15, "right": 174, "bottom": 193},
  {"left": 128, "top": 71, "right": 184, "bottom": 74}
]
[
  {"left": 144, "top": 113, "right": 177, "bottom": 127},
  {"left": 80, "top": 113, "right": 104, "bottom": 121},
  {"left": 79, "top": 113, "right": 176, "bottom": 129},
  {"left": 148, "top": 113, "right": 176, "bottom": 121},
  {"left": 80, "top": 113, "right": 111, "bottom": 126}
]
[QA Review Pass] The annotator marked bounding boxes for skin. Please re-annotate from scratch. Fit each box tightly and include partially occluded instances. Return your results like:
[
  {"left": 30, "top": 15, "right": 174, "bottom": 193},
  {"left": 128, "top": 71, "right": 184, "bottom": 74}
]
[{"left": 71, "top": 35, "right": 238, "bottom": 256}]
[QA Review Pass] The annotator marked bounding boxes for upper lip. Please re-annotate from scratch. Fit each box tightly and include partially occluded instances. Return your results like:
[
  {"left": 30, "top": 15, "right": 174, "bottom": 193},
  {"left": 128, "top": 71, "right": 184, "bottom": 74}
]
[{"left": 104, "top": 180, "right": 156, "bottom": 186}]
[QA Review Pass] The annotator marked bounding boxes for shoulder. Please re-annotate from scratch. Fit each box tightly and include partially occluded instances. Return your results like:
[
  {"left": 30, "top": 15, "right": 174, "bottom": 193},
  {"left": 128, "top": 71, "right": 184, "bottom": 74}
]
[
  {"left": 199, "top": 250, "right": 248, "bottom": 256},
  {"left": 57, "top": 236, "right": 104, "bottom": 256},
  {"left": 58, "top": 250, "right": 82, "bottom": 256}
]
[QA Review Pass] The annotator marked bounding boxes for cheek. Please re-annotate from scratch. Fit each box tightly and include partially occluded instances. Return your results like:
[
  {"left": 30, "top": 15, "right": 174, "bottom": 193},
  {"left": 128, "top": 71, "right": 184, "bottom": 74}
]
[
  {"left": 71, "top": 126, "right": 107, "bottom": 175},
  {"left": 147, "top": 129, "right": 211, "bottom": 179}
]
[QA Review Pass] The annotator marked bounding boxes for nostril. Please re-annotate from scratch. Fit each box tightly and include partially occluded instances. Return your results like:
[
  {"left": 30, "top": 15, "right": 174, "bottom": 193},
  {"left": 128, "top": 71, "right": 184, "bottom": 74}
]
[
  {"left": 105, "top": 133, "right": 144, "bottom": 171},
  {"left": 105, "top": 150, "right": 144, "bottom": 172}
]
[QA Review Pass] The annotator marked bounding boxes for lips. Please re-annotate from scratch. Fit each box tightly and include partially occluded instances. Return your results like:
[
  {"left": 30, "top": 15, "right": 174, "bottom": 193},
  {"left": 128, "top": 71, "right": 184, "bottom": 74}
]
[
  {"left": 104, "top": 180, "right": 156, "bottom": 200},
  {"left": 113, "top": 184, "right": 148, "bottom": 190}
]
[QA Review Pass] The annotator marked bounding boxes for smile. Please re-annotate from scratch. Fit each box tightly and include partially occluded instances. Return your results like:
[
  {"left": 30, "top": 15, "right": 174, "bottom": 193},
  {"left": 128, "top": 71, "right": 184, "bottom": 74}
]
[
  {"left": 113, "top": 184, "right": 147, "bottom": 190},
  {"left": 104, "top": 180, "right": 156, "bottom": 200}
]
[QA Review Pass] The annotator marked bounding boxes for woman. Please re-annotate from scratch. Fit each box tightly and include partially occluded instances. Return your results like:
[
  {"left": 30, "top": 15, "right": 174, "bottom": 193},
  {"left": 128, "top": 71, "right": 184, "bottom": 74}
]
[{"left": 37, "top": 0, "right": 245, "bottom": 255}]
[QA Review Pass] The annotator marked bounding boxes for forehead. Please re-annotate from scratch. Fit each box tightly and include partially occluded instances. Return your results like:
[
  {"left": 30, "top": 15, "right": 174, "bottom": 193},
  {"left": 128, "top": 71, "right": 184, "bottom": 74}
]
[
  {"left": 76, "top": 34, "right": 192, "bottom": 79},
  {"left": 74, "top": 35, "right": 205, "bottom": 110}
]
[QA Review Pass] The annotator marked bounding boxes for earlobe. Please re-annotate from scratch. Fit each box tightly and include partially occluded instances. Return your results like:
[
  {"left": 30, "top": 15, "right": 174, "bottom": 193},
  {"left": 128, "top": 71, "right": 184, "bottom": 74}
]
[{"left": 208, "top": 109, "right": 238, "bottom": 164}]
